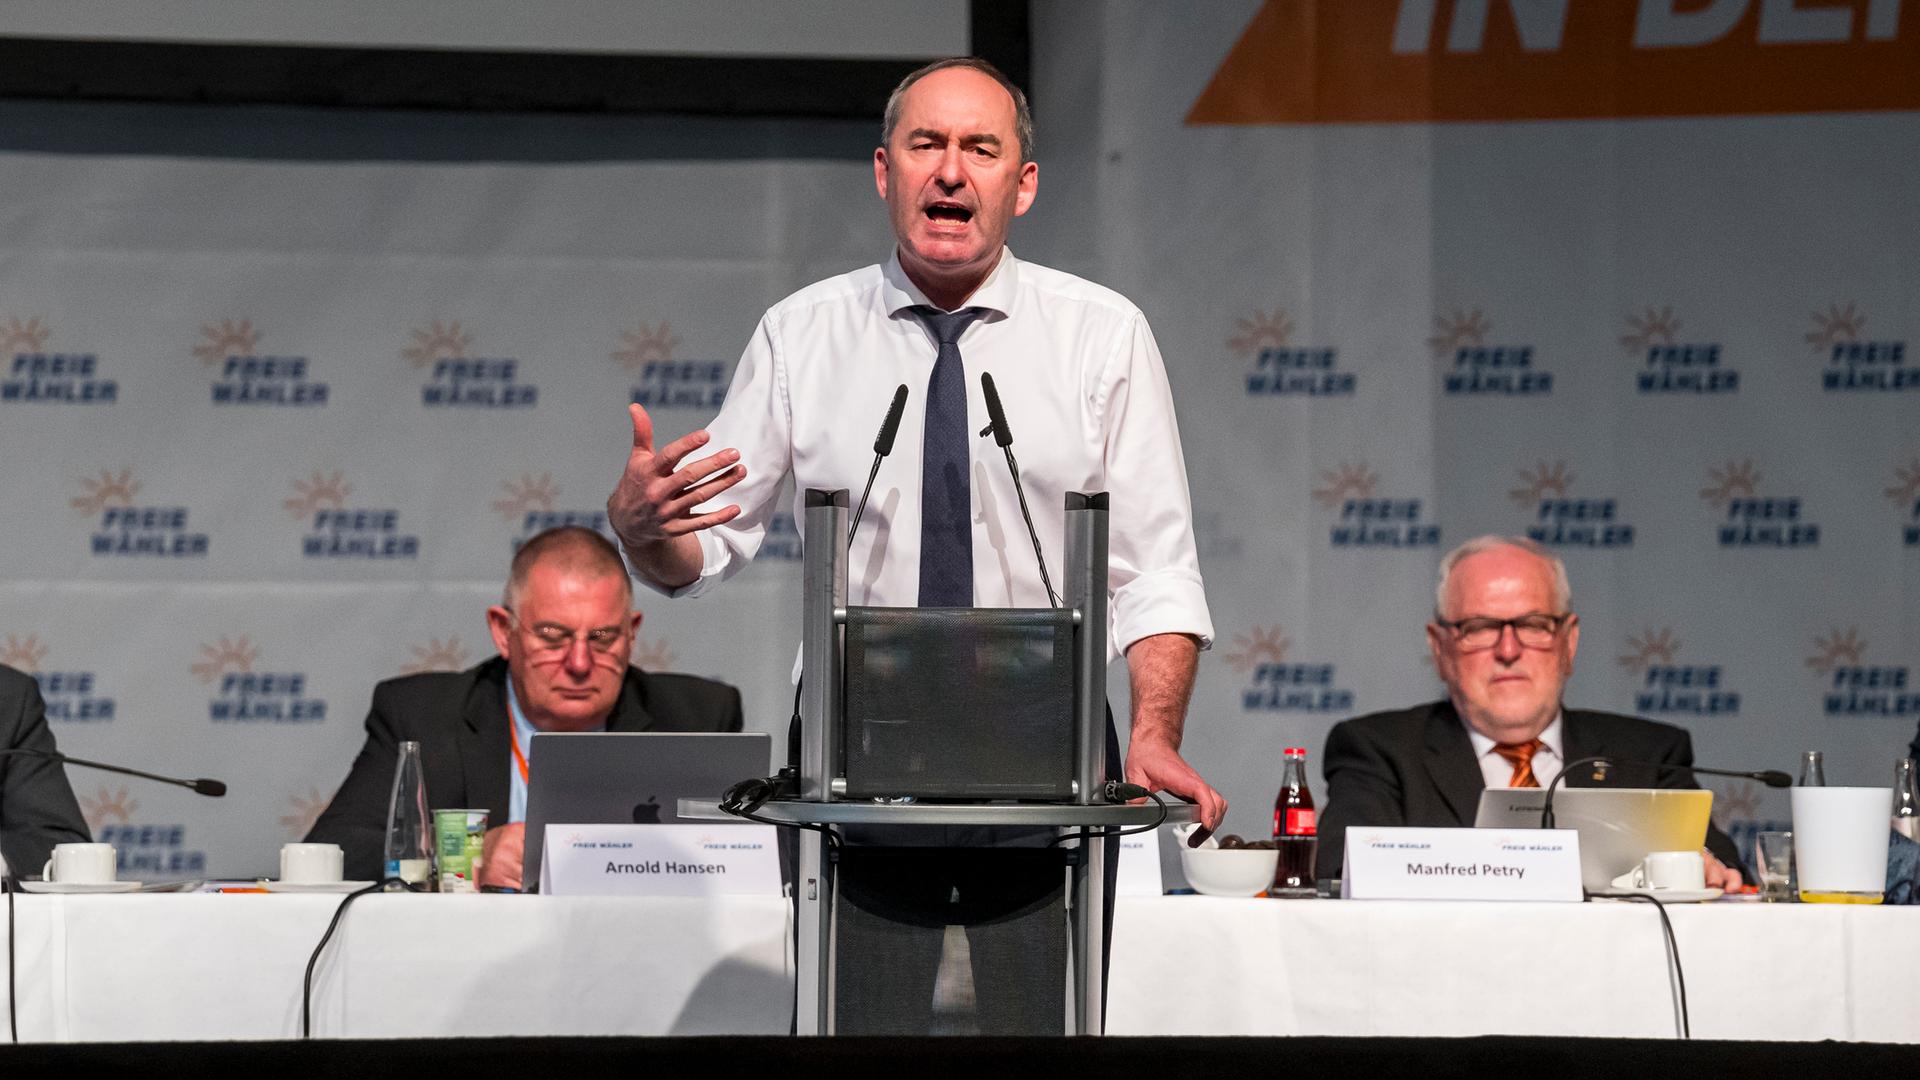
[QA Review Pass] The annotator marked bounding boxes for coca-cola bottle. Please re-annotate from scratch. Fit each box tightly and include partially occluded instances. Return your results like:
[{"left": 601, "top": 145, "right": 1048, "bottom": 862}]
[{"left": 1271, "top": 746, "right": 1317, "bottom": 898}]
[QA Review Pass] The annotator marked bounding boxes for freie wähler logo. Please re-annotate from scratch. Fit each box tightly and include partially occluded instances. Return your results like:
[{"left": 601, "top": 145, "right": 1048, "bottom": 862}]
[
  {"left": 1806, "top": 628, "right": 1916, "bottom": 718},
  {"left": 405, "top": 320, "right": 538, "bottom": 408},
  {"left": 71, "top": 468, "right": 209, "bottom": 558},
  {"left": 401, "top": 636, "right": 472, "bottom": 675},
  {"left": 195, "top": 635, "right": 327, "bottom": 723},
  {"left": 492, "top": 472, "right": 612, "bottom": 549},
  {"left": 1225, "top": 625, "right": 1356, "bottom": 713},
  {"left": 1889, "top": 455, "right": 1920, "bottom": 547},
  {"left": 1808, "top": 302, "right": 1914, "bottom": 393},
  {"left": 1231, "top": 308, "right": 1353, "bottom": 397},
  {"left": 195, "top": 318, "right": 329, "bottom": 406},
  {"left": 614, "top": 322, "right": 730, "bottom": 410},
  {"left": 1430, "top": 309, "right": 1550, "bottom": 396},
  {"left": 1314, "top": 462, "right": 1441, "bottom": 548},
  {"left": 3, "top": 633, "right": 116, "bottom": 722},
  {"left": 285, "top": 470, "right": 420, "bottom": 559},
  {"left": 1699, "top": 459, "right": 1819, "bottom": 548},
  {"left": 1622, "top": 306, "right": 1736, "bottom": 395},
  {"left": 1, "top": 316, "right": 118, "bottom": 404},
  {"left": 81, "top": 786, "right": 209, "bottom": 878},
  {"left": 1617, "top": 628, "right": 1738, "bottom": 717},
  {"left": 1508, "top": 459, "right": 1633, "bottom": 549}
]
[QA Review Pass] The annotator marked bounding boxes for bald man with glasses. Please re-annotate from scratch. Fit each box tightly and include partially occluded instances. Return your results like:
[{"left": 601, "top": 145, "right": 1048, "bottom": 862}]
[
  {"left": 306, "top": 526, "right": 742, "bottom": 885},
  {"left": 1315, "top": 535, "right": 1743, "bottom": 888}
]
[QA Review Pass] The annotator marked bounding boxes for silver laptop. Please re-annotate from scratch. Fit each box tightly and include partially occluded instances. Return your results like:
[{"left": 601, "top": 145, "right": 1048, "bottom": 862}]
[
  {"left": 521, "top": 731, "right": 772, "bottom": 891},
  {"left": 1474, "top": 787, "right": 1713, "bottom": 893}
]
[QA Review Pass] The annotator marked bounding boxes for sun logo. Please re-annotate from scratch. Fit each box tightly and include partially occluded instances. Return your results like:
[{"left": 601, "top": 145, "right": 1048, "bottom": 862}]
[
  {"left": 1224, "top": 626, "right": 1290, "bottom": 674},
  {"left": 1698, "top": 459, "right": 1759, "bottom": 509},
  {"left": 1426, "top": 309, "right": 1491, "bottom": 358},
  {"left": 1620, "top": 306, "right": 1680, "bottom": 353},
  {"left": 191, "top": 319, "right": 260, "bottom": 366},
  {"left": 280, "top": 788, "right": 332, "bottom": 838},
  {"left": 0, "top": 316, "right": 51, "bottom": 357},
  {"left": 1715, "top": 781, "right": 1761, "bottom": 828},
  {"left": 492, "top": 472, "right": 558, "bottom": 521},
  {"left": 70, "top": 468, "right": 140, "bottom": 515},
  {"left": 1805, "top": 302, "right": 1865, "bottom": 353},
  {"left": 1227, "top": 309, "right": 1293, "bottom": 357},
  {"left": 284, "top": 470, "right": 352, "bottom": 521},
  {"left": 79, "top": 787, "right": 139, "bottom": 832},
  {"left": 1886, "top": 456, "right": 1920, "bottom": 507},
  {"left": 631, "top": 636, "right": 677, "bottom": 670},
  {"left": 612, "top": 323, "right": 680, "bottom": 371},
  {"left": 1, "top": 633, "right": 47, "bottom": 673},
  {"left": 1311, "top": 462, "right": 1378, "bottom": 508},
  {"left": 1616, "top": 628, "right": 1679, "bottom": 674},
  {"left": 1806, "top": 627, "right": 1866, "bottom": 674},
  {"left": 192, "top": 636, "right": 258, "bottom": 683},
  {"left": 1508, "top": 459, "right": 1574, "bottom": 507},
  {"left": 402, "top": 320, "right": 474, "bottom": 367},
  {"left": 402, "top": 636, "right": 470, "bottom": 675}
]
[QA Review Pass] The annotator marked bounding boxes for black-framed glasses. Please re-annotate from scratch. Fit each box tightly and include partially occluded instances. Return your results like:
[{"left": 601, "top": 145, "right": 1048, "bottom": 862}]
[
  {"left": 1435, "top": 612, "right": 1571, "bottom": 652},
  {"left": 507, "top": 613, "right": 629, "bottom": 655}
]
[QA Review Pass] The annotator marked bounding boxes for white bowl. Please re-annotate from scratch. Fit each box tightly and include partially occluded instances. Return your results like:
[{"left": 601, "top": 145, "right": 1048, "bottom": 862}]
[{"left": 1179, "top": 845, "right": 1279, "bottom": 897}]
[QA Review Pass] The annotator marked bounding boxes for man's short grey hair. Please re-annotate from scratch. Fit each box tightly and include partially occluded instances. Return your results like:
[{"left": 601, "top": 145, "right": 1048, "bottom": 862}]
[
  {"left": 881, "top": 56, "right": 1035, "bottom": 166},
  {"left": 503, "top": 526, "right": 632, "bottom": 610},
  {"left": 1433, "top": 535, "right": 1572, "bottom": 619}
]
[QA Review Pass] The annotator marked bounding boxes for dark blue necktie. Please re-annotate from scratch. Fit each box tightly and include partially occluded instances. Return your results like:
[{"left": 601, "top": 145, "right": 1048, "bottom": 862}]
[{"left": 911, "top": 306, "right": 984, "bottom": 607}]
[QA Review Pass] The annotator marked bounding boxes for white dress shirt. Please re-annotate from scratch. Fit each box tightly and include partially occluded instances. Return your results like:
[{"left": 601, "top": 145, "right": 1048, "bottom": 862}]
[
  {"left": 1464, "top": 714, "right": 1565, "bottom": 791},
  {"left": 666, "top": 247, "right": 1213, "bottom": 661}
]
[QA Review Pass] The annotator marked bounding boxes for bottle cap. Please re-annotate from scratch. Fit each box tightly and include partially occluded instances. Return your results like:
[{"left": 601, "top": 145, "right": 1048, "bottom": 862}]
[{"left": 1284, "top": 747, "right": 1306, "bottom": 755}]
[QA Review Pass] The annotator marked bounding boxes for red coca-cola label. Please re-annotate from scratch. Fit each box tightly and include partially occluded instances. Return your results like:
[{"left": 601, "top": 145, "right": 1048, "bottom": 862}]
[{"left": 1284, "top": 808, "right": 1317, "bottom": 836}]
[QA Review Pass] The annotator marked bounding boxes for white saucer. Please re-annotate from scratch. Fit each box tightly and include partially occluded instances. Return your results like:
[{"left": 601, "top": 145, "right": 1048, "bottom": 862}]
[
  {"left": 258, "top": 880, "right": 374, "bottom": 893},
  {"left": 18, "top": 880, "right": 142, "bottom": 894},
  {"left": 1595, "top": 886, "right": 1723, "bottom": 903}
]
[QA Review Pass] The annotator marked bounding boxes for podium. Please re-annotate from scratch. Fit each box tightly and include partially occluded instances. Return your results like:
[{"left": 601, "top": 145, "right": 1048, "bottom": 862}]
[{"left": 701, "top": 486, "right": 1192, "bottom": 1035}]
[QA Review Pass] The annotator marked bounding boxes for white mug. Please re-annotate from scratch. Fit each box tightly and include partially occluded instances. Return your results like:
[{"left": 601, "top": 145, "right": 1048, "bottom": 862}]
[
  {"left": 1626, "top": 849, "right": 1706, "bottom": 891},
  {"left": 279, "top": 842, "right": 345, "bottom": 884},
  {"left": 43, "top": 842, "right": 118, "bottom": 884}
]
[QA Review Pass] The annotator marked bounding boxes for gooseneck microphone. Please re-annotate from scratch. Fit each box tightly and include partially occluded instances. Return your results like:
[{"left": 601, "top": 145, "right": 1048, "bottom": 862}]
[
  {"left": 0, "top": 747, "right": 227, "bottom": 797},
  {"left": 1539, "top": 754, "right": 1789, "bottom": 830},
  {"left": 849, "top": 383, "right": 909, "bottom": 541},
  {"left": 978, "top": 372, "right": 1060, "bottom": 608}
]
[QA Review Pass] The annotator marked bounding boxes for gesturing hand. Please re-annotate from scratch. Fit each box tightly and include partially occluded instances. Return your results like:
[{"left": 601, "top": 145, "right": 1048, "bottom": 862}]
[{"left": 607, "top": 403, "right": 746, "bottom": 546}]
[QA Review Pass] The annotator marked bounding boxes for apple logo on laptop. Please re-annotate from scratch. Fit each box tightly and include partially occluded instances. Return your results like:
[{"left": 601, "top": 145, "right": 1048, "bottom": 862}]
[{"left": 632, "top": 796, "right": 662, "bottom": 824}]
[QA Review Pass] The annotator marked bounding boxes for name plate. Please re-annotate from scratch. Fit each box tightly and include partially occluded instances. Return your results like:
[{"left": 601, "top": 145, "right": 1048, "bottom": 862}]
[
  {"left": 1341, "top": 826, "right": 1582, "bottom": 901},
  {"left": 540, "top": 823, "right": 781, "bottom": 897}
]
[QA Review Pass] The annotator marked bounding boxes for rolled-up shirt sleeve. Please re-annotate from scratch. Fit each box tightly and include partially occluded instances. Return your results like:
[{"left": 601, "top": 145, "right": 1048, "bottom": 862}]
[{"left": 1099, "top": 311, "right": 1214, "bottom": 656}]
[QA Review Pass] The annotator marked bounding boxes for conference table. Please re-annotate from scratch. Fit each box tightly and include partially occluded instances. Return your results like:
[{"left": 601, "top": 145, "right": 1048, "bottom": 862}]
[{"left": 2, "top": 891, "right": 1915, "bottom": 1042}]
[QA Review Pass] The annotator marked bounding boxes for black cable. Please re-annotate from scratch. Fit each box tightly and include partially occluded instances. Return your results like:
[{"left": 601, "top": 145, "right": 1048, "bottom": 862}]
[
  {"left": 1618, "top": 891, "right": 1690, "bottom": 1039},
  {"left": 301, "top": 875, "right": 417, "bottom": 1039},
  {"left": 1048, "top": 789, "right": 1170, "bottom": 847},
  {"left": 7, "top": 879, "right": 16, "bottom": 1044}
]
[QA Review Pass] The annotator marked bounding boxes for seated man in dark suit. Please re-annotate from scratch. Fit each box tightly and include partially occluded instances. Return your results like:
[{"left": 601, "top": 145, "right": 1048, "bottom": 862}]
[
  {"left": 307, "top": 526, "right": 743, "bottom": 885},
  {"left": 0, "top": 664, "right": 92, "bottom": 879},
  {"left": 1317, "top": 535, "right": 1743, "bottom": 889}
]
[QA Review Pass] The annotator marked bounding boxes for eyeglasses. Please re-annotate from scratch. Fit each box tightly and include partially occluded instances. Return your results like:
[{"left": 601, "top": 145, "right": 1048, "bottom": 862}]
[
  {"left": 1435, "top": 612, "right": 1571, "bottom": 652},
  {"left": 508, "top": 614, "right": 629, "bottom": 655}
]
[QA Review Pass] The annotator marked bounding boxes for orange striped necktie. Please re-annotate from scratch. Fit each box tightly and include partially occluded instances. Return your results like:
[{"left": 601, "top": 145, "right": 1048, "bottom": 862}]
[{"left": 1493, "top": 739, "right": 1545, "bottom": 788}]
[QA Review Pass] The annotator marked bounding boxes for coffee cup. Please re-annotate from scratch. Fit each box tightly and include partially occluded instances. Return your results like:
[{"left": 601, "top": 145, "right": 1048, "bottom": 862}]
[
  {"left": 43, "top": 842, "right": 118, "bottom": 884},
  {"left": 1613, "top": 849, "right": 1705, "bottom": 891},
  {"left": 280, "top": 842, "right": 345, "bottom": 885}
]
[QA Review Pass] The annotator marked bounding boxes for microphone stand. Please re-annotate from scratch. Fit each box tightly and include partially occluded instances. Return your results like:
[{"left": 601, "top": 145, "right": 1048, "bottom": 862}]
[{"left": 979, "top": 372, "right": 1060, "bottom": 608}]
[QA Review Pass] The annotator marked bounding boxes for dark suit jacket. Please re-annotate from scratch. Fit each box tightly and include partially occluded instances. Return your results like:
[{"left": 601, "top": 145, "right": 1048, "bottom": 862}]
[
  {"left": 306, "top": 657, "right": 744, "bottom": 880},
  {"left": 1316, "top": 700, "right": 1743, "bottom": 881},
  {"left": 0, "top": 664, "right": 92, "bottom": 878}
]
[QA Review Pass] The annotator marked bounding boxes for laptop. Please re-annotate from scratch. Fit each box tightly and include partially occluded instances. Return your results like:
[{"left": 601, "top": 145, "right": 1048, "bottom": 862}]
[
  {"left": 521, "top": 731, "right": 772, "bottom": 891},
  {"left": 1474, "top": 787, "right": 1713, "bottom": 894}
]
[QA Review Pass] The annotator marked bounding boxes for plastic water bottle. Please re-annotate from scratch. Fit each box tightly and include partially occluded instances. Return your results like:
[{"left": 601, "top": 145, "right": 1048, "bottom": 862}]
[
  {"left": 383, "top": 740, "right": 434, "bottom": 888},
  {"left": 1894, "top": 758, "right": 1920, "bottom": 843},
  {"left": 1797, "top": 749, "right": 1826, "bottom": 787}
]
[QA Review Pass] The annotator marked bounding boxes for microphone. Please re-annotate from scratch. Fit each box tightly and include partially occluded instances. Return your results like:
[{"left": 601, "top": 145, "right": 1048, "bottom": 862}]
[
  {"left": 1539, "top": 754, "right": 1788, "bottom": 830},
  {"left": 977, "top": 372, "right": 1060, "bottom": 608},
  {"left": 849, "top": 384, "right": 909, "bottom": 541},
  {"left": 0, "top": 747, "right": 227, "bottom": 797}
]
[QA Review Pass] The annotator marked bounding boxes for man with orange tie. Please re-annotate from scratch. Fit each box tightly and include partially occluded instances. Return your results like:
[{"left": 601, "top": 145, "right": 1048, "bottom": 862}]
[{"left": 1315, "top": 535, "right": 1743, "bottom": 888}]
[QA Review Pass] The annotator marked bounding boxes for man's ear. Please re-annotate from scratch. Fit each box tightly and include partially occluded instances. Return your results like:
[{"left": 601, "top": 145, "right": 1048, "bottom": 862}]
[
  {"left": 486, "top": 606, "right": 514, "bottom": 659},
  {"left": 1012, "top": 160, "right": 1038, "bottom": 217},
  {"left": 873, "top": 147, "right": 890, "bottom": 201}
]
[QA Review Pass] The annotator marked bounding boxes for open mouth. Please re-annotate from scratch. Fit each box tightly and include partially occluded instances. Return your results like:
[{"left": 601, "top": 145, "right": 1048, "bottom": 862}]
[{"left": 925, "top": 202, "right": 973, "bottom": 225}]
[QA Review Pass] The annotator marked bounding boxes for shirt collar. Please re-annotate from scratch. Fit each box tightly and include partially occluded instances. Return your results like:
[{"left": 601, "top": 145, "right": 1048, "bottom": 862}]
[
  {"left": 880, "top": 245, "right": 1019, "bottom": 319},
  {"left": 1463, "top": 711, "right": 1564, "bottom": 760}
]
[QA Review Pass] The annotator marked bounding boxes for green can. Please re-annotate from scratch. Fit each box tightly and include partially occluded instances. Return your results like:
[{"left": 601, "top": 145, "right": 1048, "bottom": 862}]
[{"left": 433, "top": 808, "right": 488, "bottom": 892}]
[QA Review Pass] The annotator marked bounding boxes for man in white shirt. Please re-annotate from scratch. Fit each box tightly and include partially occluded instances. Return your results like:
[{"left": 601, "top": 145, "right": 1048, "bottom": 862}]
[
  {"left": 1315, "top": 535, "right": 1744, "bottom": 888},
  {"left": 606, "top": 57, "right": 1221, "bottom": 1032}
]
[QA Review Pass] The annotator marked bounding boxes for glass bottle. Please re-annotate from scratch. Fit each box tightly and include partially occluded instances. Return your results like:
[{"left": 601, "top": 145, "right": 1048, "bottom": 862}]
[
  {"left": 1894, "top": 758, "right": 1920, "bottom": 843},
  {"left": 383, "top": 740, "right": 435, "bottom": 888},
  {"left": 1797, "top": 750, "right": 1826, "bottom": 786},
  {"left": 1270, "top": 747, "right": 1317, "bottom": 898}
]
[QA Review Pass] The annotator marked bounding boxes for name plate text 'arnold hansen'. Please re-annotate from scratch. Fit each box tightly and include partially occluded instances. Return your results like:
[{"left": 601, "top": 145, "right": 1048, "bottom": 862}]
[
  {"left": 540, "top": 823, "right": 781, "bottom": 896},
  {"left": 1341, "top": 826, "right": 1582, "bottom": 901}
]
